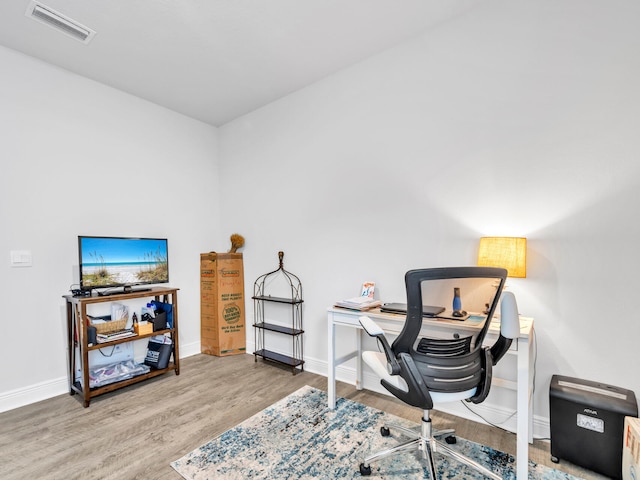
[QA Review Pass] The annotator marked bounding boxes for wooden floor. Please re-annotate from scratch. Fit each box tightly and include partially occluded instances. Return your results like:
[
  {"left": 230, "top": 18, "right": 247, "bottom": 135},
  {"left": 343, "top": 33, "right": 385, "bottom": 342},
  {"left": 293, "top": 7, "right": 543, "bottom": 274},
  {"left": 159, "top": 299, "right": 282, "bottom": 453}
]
[{"left": 0, "top": 354, "right": 604, "bottom": 480}]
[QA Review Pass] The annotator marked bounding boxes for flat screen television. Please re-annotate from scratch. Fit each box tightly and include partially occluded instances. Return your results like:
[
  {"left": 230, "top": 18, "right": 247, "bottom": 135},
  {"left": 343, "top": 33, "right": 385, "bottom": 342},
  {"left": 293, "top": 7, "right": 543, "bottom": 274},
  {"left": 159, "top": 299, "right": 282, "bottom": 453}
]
[{"left": 78, "top": 236, "right": 169, "bottom": 294}]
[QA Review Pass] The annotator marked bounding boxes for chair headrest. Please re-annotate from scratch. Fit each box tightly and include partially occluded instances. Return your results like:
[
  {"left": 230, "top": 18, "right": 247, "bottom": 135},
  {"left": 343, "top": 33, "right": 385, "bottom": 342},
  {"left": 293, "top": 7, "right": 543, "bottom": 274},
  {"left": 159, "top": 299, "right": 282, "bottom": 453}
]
[{"left": 500, "top": 291, "right": 520, "bottom": 339}]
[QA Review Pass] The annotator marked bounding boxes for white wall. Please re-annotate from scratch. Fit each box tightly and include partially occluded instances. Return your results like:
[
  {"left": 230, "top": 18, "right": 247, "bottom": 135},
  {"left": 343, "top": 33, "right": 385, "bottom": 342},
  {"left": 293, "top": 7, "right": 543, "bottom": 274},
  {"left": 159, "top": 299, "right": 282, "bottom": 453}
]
[
  {"left": 0, "top": 46, "right": 221, "bottom": 411},
  {"left": 3, "top": 0, "right": 639, "bottom": 434},
  {"left": 219, "top": 0, "right": 640, "bottom": 436}
]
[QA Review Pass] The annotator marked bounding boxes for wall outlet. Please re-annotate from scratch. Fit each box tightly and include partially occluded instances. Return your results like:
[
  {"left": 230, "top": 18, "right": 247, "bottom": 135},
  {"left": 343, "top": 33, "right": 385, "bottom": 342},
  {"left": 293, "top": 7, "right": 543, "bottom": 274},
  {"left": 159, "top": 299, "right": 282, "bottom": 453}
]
[{"left": 10, "top": 250, "right": 32, "bottom": 267}]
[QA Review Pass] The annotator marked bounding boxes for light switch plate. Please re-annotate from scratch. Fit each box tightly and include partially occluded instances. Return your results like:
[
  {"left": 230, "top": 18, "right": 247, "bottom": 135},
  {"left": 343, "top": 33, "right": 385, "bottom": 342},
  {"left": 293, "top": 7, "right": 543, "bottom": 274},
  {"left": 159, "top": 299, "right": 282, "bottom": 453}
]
[{"left": 10, "top": 250, "right": 33, "bottom": 267}]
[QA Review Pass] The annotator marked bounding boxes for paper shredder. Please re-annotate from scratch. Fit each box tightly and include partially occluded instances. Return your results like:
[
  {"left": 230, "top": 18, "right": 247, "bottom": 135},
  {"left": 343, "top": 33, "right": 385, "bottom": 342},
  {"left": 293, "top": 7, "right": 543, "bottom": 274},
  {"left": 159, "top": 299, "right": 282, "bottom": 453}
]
[{"left": 549, "top": 374, "right": 638, "bottom": 479}]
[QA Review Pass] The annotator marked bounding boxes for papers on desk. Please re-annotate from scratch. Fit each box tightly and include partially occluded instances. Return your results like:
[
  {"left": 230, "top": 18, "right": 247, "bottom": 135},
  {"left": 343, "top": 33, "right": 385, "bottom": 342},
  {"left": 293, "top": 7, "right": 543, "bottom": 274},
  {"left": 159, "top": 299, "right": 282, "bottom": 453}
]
[
  {"left": 334, "top": 296, "right": 382, "bottom": 311},
  {"left": 335, "top": 281, "right": 381, "bottom": 311}
]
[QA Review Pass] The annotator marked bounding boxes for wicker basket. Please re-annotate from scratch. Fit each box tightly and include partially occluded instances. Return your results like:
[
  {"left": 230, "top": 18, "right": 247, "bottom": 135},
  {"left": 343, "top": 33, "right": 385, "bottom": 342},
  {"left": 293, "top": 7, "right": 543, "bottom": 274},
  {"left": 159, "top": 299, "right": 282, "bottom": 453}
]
[{"left": 92, "top": 318, "right": 127, "bottom": 334}]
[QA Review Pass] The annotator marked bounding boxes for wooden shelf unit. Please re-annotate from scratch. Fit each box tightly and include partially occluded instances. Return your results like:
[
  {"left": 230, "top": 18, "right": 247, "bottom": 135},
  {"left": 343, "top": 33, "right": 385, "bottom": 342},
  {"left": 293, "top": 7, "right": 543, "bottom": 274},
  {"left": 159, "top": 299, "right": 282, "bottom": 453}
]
[{"left": 63, "top": 287, "right": 179, "bottom": 407}]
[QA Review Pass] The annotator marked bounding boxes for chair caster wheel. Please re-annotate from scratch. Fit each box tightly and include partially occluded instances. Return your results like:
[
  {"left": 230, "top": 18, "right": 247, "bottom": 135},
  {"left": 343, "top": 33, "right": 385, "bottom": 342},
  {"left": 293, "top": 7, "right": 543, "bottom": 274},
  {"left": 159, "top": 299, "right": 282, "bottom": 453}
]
[
  {"left": 380, "top": 426, "right": 390, "bottom": 437},
  {"left": 445, "top": 435, "right": 457, "bottom": 444},
  {"left": 551, "top": 455, "right": 559, "bottom": 463},
  {"left": 359, "top": 463, "right": 372, "bottom": 476}
]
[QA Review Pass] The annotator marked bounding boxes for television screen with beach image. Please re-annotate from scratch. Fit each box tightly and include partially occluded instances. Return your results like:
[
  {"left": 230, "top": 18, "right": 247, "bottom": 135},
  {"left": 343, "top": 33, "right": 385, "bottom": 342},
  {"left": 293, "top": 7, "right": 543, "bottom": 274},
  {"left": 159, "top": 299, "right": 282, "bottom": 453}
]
[{"left": 79, "top": 236, "right": 169, "bottom": 289}]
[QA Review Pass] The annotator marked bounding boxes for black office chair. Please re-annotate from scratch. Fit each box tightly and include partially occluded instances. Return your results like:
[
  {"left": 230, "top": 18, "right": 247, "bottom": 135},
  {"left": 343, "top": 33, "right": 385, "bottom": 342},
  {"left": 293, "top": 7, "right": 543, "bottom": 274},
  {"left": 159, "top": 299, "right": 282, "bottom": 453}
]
[{"left": 358, "top": 267, "right": 520, "bottom": 479}]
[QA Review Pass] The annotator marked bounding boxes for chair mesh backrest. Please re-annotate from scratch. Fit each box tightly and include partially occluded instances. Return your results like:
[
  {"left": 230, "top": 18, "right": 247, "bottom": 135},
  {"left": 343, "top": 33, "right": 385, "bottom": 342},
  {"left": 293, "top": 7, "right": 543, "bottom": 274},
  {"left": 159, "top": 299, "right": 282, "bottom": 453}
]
[
  {"left": 392, "top": 267, "right": 507, "bottom": 393},
  {"left": 416, "top": 336, "right": 472, "bottom": 357}
]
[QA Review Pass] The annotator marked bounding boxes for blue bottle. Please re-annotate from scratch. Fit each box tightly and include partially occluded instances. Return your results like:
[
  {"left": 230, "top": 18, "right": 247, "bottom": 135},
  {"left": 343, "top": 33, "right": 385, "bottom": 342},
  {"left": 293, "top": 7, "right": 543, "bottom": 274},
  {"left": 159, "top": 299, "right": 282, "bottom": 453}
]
[{"left": 452, "top": 287, "right": 465, "bottom": 318}]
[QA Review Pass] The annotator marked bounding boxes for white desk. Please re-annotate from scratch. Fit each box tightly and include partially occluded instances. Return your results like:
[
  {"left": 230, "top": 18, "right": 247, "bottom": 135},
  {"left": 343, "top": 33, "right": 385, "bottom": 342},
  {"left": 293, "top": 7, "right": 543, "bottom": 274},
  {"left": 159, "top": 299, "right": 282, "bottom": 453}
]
[{"left": 327, "top": 307, "right": 534, "bottom": 480}]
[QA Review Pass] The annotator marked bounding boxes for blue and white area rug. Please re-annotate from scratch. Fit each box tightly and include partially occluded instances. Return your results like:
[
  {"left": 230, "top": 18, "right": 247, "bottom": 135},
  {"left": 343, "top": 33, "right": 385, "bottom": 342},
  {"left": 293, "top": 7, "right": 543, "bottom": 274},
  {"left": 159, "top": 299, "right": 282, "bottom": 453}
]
[{"left": 171, "top": 385, "right": 579, "bottom": 479}]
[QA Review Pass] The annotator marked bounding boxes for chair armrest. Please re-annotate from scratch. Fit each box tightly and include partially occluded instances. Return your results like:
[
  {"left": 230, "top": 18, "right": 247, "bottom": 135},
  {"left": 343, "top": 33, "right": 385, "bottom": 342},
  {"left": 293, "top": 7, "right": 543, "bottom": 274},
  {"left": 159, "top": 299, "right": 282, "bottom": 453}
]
[
  {"left": 359, "top": 316, "right": 401, "bottom": 375},
  {"left": 359, "top": 316, "right": 385, "bottom": 336},
  {"left": 468, "top": 347, "right": 493, "bottom": 404},
  {"left": 499, "top": 291, "right": 520, "bottom": 339},
  {"left": 387, "top": 352, "right": 433, "bottom": 409},
  {"left": 490, "top": 291, "right": 520, "bottom": 364}
]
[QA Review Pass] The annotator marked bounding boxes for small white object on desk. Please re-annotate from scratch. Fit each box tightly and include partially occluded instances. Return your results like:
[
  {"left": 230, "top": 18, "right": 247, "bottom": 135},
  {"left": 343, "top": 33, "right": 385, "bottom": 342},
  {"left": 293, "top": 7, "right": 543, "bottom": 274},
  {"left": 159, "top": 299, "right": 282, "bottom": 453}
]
[{"left": 334, "top": 296, "right": 382, "bottom": 311}]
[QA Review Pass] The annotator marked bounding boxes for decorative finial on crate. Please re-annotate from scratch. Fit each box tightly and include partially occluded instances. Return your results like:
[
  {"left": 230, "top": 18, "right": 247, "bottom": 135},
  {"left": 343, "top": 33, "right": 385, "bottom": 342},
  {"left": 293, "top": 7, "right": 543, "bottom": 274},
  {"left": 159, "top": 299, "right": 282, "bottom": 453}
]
[{"left": 228, "top": 234, "right": 245, "bottom": 253}]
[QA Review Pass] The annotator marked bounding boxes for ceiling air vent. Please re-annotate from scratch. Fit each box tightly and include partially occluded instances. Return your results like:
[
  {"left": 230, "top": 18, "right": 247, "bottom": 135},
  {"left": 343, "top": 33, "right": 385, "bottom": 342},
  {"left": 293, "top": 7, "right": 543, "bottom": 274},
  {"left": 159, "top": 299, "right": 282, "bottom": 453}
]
[{"left": 26, "top": 1, "right": 96, "bottom": 44}]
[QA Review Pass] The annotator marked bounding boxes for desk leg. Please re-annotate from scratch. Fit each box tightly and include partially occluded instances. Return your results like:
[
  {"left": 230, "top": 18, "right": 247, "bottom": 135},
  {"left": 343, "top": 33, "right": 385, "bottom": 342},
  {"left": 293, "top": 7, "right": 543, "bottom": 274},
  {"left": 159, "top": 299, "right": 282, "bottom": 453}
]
[
  {"left": 528, "top": 334, "right": 535, "bottom": 444},
  {"left": 516, "top": 337, "right": 530, "bottom": 479},
  {"left": 66, "top": 301, "right": 74, "bottom": 394},
  {"left": 327, "top": 314, "right": 336, "bottom": 409},
  {"left": 355, "top": 327, "right": 362, "bottom": 390}
]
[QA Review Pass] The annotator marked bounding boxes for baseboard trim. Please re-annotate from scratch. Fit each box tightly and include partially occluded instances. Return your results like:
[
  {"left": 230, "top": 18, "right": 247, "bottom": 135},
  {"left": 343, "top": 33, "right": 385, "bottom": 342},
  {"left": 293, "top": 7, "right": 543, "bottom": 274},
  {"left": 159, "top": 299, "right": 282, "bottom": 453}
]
[
  {"left": 0, "top": 341, "right": 202, "bottom": 414},
  {"left": 179, "top": 340, "right": 202, "bottom": 359},
  {"left": 0, "top": 376, "right": 69, "bottom": 413}
]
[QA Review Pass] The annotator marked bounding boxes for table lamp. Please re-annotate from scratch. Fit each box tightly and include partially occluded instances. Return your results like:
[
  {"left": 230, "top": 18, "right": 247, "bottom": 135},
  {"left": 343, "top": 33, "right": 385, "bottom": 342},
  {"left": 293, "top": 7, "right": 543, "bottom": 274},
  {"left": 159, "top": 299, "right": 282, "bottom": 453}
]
[{"left": 477, "top": 237, "right": 527, "bottom": 278}]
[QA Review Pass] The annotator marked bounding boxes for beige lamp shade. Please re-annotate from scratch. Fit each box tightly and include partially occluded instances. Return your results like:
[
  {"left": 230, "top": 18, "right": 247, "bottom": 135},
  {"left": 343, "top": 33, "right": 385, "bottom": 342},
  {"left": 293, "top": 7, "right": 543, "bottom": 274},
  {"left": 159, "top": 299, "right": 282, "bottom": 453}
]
[{"left": 477, "top": 237, "right": 527, "bottom": 278}]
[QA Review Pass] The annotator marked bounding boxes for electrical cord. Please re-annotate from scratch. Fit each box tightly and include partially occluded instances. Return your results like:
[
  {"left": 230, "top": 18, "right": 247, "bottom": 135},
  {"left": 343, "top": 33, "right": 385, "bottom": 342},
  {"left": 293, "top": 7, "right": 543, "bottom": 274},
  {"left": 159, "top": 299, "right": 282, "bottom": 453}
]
[
  {"left": 460, "top": 400, "right": 517, "bottom": 432},
  {"left": 98, "top": 345, "right": 117, "bottom": 357},
  {"left": 462, "top": 325, "right": 540, "bottom": 437}
]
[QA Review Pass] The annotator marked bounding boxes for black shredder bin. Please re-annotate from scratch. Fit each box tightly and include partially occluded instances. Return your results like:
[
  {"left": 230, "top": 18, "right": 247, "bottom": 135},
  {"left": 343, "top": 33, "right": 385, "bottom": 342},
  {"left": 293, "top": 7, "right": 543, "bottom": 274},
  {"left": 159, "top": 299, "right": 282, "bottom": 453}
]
[{"left": 549, "top": 374, "right": 638, "bottom": 479}]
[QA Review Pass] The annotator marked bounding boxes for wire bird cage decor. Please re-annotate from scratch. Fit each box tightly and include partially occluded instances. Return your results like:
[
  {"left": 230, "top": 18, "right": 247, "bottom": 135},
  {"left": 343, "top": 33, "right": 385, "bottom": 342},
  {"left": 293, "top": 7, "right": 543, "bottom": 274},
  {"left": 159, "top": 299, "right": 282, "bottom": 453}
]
[{"left": 252, "top": 251, "right": 304, "bottom": 374}]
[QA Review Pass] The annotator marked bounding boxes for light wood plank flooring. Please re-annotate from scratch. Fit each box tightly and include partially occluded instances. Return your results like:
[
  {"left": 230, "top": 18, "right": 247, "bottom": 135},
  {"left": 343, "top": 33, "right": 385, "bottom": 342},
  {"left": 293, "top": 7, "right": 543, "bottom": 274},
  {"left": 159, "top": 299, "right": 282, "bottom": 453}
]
[{"left": 0, "top": 354, "right": 604, "bottom": 480}]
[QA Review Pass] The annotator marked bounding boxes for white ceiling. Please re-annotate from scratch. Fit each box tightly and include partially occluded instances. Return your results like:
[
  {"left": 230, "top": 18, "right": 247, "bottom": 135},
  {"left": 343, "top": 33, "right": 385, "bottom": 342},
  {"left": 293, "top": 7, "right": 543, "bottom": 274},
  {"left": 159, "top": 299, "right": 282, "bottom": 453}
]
[{"left": 0, "top": 0, "right": 483, "bottom": 126}]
